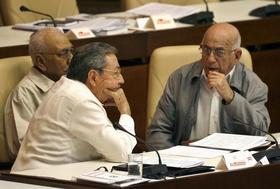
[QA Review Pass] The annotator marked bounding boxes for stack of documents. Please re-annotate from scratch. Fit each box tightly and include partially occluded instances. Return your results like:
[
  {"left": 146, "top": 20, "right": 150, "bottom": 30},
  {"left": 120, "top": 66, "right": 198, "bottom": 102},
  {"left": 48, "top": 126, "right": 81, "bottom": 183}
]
[
  {"left": 143, "top": 154, "right": 203, "bottom": 168},
  {"left": 189, "top": 133, "right": 268, "bottom": 151},
  {"left": 12, "top": 19, "right": 79, "bottom": 31},
  {"left": 159, "top": 145, "right": 230, "bottom": 159},
  {"left": 65, "top": 15, "right": 129, "bottom": 36},
  {"left": 74, "top": 170, "right": 149, "bottom": 187},
  {"left": 13, "top": 16, "right": 129, "bottom": 36},
  {"left": 127, "top": 2, "right": 200, "bottom": 19}
]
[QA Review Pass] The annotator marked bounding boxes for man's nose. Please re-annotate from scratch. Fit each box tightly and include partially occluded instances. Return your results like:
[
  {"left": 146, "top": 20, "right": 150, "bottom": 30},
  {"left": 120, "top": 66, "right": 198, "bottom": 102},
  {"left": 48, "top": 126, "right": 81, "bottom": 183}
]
[
  {"left": 118, "top": 74, "right": 125, "bottom": 85},
  {"left": 206, "top": 53, "right": 216, "bottom": 64}
]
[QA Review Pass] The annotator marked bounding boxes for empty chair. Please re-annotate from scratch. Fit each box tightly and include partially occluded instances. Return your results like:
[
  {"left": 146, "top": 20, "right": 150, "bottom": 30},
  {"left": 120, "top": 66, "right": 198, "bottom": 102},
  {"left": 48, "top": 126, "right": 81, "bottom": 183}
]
[
  {"left": 121, "top": 0, "right": 220, "bottom": 10},
  {"left": 0, "top": 0, "right": 79, "bottom": 25}
]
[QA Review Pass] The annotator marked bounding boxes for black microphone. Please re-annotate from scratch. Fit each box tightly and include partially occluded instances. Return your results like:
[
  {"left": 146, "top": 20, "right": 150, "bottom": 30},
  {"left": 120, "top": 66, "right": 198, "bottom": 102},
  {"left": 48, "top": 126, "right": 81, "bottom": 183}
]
[
  {"left": 249, "top": 0, "right": 280, "bottom": 17},
  {"left": 19, "top": 5, "right": 57, "bottom": 27},
  {"left": 113, "top": 122, "right": 168, "bottom": 179},
  {"left": 234, "top": 120, "right": 280, "bottom": 164},
  {"left": 178, "top": 0, "right": 214, "bottom": 26}
]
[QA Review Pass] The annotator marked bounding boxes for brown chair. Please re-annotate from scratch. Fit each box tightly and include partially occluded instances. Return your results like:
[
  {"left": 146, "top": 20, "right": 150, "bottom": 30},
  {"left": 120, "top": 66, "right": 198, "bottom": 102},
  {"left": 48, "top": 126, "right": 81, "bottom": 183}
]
[
  {"left": 146, "top": 45, "right": 252, "bottom": 128},
  {"left": 0, "top": 56, "right": 32, "bottom": 166},
  {"left": 0, "top": 0, "right": 79, "bottom": 25},
  {"left": 121, "top": 0, "right": 220, "bottom": 10}
]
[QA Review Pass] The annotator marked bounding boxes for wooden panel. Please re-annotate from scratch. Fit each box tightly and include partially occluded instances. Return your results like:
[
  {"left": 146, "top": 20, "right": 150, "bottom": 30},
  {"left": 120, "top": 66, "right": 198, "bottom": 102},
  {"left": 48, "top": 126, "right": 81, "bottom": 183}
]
[
  {"left": 106, "top": 64, "right": 148, "bottom": 139},
  {"left": 71, "top": 32, "right": 148, "bottom": 60},
  {"left": 251, "top": 49, "right": 280, "bottom": 133},
  {"left": 76, "top": 0, "right": 122, "bottom": 14}
]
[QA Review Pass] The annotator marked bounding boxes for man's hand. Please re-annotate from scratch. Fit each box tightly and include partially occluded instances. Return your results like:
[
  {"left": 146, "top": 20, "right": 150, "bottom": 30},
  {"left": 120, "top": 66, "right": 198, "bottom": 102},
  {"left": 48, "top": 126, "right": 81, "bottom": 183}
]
[
  {"left": 104, "top": 88, "right": 131, "bottom": 115},
  {"left": 207, "top": 71, "right": 234, "bottom": 103}
]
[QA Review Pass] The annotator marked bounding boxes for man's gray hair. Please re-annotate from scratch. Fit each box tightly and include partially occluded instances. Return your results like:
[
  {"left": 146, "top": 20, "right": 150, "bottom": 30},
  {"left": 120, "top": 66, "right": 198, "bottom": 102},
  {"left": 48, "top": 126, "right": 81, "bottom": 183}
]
[
  {"left": 67, "top": 42, "right": 117, "bottom": 83},
  {"left": 29, "top": 28, "right": 63, "bottom": 64}
]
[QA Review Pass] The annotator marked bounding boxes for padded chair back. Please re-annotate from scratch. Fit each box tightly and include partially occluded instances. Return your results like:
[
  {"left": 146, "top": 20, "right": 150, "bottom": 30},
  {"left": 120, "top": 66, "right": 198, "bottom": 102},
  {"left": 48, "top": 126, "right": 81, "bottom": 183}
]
[
  {"left": 0, "top": 0, "right": 79, "bottom": 25},
  {"left": 121, "top": 0, "right": 220, "bottom": 10},
  {"left": 147, "top": 45, "right": 252, "bottom": 127},
  {"left": 0, "top": 56, "right": 32, "bottom": 163}
]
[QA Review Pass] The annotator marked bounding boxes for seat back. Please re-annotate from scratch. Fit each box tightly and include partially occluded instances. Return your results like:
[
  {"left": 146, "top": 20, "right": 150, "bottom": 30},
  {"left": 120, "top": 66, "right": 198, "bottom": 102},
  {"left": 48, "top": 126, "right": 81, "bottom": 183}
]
[
  {"left": 0, "top": 56, "right": 32, "bottom": 163},
  {"left": 121, "top": 0, "right": 220, "bottom": 10},
  {"left": 0, "top": 0, "right": 79, "bottom": 25},
  {"left": 147, "top": 45, "right": 252, "bottom": 128}
]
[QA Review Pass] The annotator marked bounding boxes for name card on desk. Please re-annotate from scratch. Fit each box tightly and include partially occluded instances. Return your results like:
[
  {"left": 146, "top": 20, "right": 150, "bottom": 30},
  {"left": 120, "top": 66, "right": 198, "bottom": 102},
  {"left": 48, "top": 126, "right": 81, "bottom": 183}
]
[
  {"left": 221, "top": 151, "right": 257, "bottom": 170},
  {"left": 66, "top": 27, "right": 95, "bottom": 40},
  {"left": 136, "top": 14, "right": 176, "bottom": 30}
]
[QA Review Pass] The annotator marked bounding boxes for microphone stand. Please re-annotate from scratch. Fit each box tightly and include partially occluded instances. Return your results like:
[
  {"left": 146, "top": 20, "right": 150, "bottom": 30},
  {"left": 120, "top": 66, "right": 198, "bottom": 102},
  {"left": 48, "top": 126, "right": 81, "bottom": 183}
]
[
  {"left": 249, "top": 0, "right": 280, "bottom": 17},
  {"left": 234, "top": 121, "right": 280, "bottom": 163},
  {"left": 19, "top": 5, "right": 57, "bottom": 27},
  {"left": 178, "top": 0, "right": 214, "bottom": 25},
  {"left": 114, "top": 123, "right": 168, "bottom": 179}
]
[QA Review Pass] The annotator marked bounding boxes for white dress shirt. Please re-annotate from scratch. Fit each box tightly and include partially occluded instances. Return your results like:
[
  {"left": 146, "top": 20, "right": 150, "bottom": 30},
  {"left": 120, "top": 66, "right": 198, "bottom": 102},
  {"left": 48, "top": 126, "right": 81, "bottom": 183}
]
[
  {"left": 12, "top": 76, "right": 137, "bottom": 172},
  {"left": 191, "top": 67, "right": 235, "bottom": 140}
]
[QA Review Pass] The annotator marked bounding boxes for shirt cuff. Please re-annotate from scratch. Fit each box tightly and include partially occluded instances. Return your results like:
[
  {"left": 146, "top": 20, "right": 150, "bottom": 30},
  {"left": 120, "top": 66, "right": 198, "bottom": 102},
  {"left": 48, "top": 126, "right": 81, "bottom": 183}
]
[{"left": 119, "top": 114, "right": 135, "bottom": 135}]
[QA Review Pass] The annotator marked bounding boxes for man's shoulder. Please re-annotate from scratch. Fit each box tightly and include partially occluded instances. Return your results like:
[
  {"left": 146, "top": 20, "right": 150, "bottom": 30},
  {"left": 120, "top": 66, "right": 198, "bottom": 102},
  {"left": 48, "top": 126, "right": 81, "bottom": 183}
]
[
  {"left": 236, "top": 63, "right": 264, "bottom": 83},
  {"left": 170, "top": 61, "right": 202, "bottom": 79},
  {"left": 54, "top": 78, "right": 94, "bottom": 103},
  {"left": 11, "top": 72, "right": 38, "bottom": 97}
]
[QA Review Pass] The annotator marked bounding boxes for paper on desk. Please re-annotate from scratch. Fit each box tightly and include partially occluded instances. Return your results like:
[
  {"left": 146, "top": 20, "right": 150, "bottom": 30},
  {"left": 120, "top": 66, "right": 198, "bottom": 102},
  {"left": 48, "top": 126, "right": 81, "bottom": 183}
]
[
  {"left": 12, "top": 17, "right": 129, "bottom": 36},
  {"left": 143, "top": 154, "right": 203, "bottom": 168},
  {"left": 63, "top": 17, "right": 128, "bottom": 33},
  {"left": 74, "top": 170, "right": 149, "bottom": 186},
  {"left": 127, "top": 2, "right": 200, "bottom": 19},
  {"left": 190, "top": 133, "right": 267, "bottom": 151},
  {"left": 159, "top": 145, "right": 230, "bottom": 159}
]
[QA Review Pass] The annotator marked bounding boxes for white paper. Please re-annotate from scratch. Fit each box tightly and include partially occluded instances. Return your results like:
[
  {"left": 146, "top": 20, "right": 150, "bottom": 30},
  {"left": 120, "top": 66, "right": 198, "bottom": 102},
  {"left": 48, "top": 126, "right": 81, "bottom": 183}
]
[
  {"left": 74, "top": 170, "right": 149, "bottom": 186},
  {"left": 12, "top": 17, "right": 128, "bottom": 36},
  {"left": 143, "top": 154, "right": 203, "bottom": 168},
  {"left": 127, "top": 2, "right": 200, "bottom": 19},
  {"left": 190, "top": 133, "right": 267, "bottom": 151},
  {"left": 159, "top": 145, "right": 230, "bottom": 159}
]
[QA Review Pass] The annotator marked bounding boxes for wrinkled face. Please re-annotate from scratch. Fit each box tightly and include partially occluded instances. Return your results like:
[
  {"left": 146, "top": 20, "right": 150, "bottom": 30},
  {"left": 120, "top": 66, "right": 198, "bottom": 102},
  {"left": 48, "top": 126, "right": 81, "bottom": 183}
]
[
  {"left": 90, "top": 53, "right": 124, "bottom": 103},
  {"left": 38, "top": 33, "right": 73, "bottom": 81},
  {"left": 200, "top": 26, "right": 241, "bottom": 76}
]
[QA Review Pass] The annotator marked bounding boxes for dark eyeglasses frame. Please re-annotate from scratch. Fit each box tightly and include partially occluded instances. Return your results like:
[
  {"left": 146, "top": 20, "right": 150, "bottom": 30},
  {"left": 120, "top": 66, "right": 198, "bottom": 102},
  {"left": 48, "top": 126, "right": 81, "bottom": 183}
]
[
  {"left": 199, "top": 44, "right": 236, "bottom": 58},
  {"left": 36, "top": 47, "right": 74, "bottom": 59}
]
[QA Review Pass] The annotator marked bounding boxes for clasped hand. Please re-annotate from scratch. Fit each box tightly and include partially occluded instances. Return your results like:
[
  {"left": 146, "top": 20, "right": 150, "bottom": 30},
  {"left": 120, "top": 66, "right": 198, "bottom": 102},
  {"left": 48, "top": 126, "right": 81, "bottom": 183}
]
[{"left": 207, "top": 71, "right": 234, "bottom": 103}]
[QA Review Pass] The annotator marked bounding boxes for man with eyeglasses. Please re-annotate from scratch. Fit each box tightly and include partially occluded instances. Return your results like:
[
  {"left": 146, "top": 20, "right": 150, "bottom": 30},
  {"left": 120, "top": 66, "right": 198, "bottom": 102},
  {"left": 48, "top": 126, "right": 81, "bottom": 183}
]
[
  {"left": 147, "top": 23, "right": 270, "bottom": 150},
  {"left": 4, "top": 28, "right": 73, "bottom": 161},
  {"left": 11, "top": 42, "right": 137, "bottom": 172}
]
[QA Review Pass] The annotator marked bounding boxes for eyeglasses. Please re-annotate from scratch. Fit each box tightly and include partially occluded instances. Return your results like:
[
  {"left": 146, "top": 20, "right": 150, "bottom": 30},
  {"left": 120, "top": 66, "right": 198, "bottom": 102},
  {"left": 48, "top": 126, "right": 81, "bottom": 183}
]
[
  {"left": 199, "top": 45, "right": 235, "bottom": 58},
  {"left": 101, "top": 68, "right": 122, "bottom": 78},
  {"left": 36, "top": 47, "right": 74, "bottom": 59}
]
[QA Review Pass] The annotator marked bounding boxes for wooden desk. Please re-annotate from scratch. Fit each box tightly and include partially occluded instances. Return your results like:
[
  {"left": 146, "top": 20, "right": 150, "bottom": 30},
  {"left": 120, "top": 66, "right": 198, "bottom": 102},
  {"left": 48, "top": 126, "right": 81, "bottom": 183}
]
[
  {"left": 0, "top": 0, "right": 280, "bottom": 141},
  {"left": 1, "top": 163, "right": 280, "bottom": 189}
]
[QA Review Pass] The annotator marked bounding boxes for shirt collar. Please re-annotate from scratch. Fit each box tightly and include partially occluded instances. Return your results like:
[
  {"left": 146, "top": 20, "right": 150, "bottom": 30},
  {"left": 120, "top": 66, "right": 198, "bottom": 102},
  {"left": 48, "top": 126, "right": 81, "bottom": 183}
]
[{"left": 29, "top": 67, "right": 55, "bottom": 92}]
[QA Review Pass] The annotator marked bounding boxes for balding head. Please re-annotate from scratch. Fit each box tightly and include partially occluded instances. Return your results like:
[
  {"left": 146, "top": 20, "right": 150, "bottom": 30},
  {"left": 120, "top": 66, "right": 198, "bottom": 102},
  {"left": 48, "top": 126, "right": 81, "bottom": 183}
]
[
  {"left": 200, "top": 23, "right": 242, "bottom": 75},
  {"left": 202, "top": 23, "right": 241, "bottom": 50},
  {"left": 28, "top": 27, "right": 73, "bottom": 81},
  {"left": 29, "top": 28, "right": 66, "bottom": 64}
]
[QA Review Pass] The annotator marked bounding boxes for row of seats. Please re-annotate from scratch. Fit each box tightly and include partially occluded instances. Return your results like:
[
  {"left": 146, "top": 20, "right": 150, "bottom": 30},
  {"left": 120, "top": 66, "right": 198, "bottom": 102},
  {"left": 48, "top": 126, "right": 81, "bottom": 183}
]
[
  {"left": 0, "top": 0, "right": 222, "bottom": 26},
  {"left": 0, "top": 0, "right": 79, "bottom": 26},
  {"left": 0, "top": 45, "right": 252, "bottom": 165}
]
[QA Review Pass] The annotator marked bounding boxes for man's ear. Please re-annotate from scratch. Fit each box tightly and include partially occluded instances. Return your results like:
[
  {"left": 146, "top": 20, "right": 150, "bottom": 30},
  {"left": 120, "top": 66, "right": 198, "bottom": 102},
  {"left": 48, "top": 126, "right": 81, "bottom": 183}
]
[
  {"left": 35, "top": 55, "right": 47, "bottom": 72},
  {"left": 234, "top": 48, "right": 242, "bottom": 61},
  {"left": 87, "top": 69, "right": 98, "bottom": 87}
]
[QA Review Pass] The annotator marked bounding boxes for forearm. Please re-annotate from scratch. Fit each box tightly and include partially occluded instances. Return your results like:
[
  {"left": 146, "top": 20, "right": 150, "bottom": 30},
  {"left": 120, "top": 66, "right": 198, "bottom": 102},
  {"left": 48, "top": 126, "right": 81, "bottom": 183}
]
[{"left": 223, "top": 92, "right": 270, "bottom": 135}]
